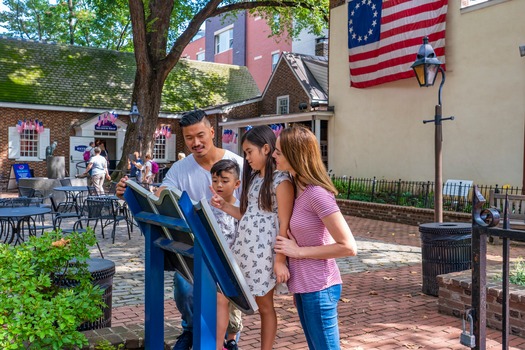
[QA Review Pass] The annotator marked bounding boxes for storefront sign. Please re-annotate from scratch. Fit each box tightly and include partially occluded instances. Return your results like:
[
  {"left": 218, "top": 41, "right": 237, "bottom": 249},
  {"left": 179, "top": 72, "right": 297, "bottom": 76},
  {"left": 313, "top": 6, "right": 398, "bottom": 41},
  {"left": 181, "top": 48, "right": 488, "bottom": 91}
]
[
  {"left": 95, "top": 124, "right": 117, "bottom": 131},
  {"left": 12, "top": 163, "right": 32, "bottom": 182}
]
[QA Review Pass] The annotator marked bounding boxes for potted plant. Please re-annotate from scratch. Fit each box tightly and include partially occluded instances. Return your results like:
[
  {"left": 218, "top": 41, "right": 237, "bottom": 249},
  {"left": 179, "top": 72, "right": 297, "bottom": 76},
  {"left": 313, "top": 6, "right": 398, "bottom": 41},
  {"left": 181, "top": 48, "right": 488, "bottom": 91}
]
[{"left": 0, "top": 229, "right": 105, "bottom": 349}]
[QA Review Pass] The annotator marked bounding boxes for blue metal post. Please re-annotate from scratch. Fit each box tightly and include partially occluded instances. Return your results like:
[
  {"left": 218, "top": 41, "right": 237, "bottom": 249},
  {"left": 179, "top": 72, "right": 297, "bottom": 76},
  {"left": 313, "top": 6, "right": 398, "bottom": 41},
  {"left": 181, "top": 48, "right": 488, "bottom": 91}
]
[
  {"left": 193, "top": 241, "right": 217, "bottom": 349},
  {"left": 144, "top": 223, "right": 165, "bottom": 349}
]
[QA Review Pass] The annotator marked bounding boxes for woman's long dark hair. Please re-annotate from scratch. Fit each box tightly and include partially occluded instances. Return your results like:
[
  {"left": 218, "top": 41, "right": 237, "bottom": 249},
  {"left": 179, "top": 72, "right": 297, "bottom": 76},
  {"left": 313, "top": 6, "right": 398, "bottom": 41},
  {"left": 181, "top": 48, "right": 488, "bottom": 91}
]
[{"left": 239, "top": 125, "right": 276, "bottom": 214}]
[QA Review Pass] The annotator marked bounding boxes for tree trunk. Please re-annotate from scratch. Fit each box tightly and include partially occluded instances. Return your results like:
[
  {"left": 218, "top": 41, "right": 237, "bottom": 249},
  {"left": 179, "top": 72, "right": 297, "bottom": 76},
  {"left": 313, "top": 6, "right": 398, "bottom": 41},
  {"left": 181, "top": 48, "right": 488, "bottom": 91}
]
[{"left": 114, "top": 69, "right": 164, "bottom": 181}]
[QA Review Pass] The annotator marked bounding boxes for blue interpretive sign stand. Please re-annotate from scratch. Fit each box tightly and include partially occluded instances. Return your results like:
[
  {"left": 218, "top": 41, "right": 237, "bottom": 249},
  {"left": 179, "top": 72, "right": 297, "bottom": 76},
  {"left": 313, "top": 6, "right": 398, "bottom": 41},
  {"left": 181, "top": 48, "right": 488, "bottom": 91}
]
[{"left": 124, "top": 181, "right": 257, "bottom": 350}]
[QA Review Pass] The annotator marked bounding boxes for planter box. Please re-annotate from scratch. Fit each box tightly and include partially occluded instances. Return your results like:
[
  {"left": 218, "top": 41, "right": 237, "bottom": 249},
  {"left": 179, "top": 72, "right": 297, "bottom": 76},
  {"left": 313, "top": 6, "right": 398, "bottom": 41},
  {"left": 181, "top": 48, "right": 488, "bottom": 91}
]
[{"left": 438, "top": 268, "right": 525, "bottom": 338}]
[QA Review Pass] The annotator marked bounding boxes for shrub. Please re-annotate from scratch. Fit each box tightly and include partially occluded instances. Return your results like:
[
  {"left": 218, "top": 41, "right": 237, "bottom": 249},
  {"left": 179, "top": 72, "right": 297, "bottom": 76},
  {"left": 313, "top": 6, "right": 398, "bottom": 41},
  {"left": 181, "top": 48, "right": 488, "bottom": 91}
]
[
  {"left": 0, "top": 230, "right": 104, "bottom": 349},
  {"left": 509, "top": 258, "right": 525, "bottom": 286}
]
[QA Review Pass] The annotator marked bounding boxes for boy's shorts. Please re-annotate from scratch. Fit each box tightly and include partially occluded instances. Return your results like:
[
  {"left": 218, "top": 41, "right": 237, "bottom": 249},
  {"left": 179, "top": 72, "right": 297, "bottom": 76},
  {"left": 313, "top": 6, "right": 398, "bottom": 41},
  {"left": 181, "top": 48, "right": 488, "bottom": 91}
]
[{"left": 227, "top": 303, "right": 243, "bottom": 334}]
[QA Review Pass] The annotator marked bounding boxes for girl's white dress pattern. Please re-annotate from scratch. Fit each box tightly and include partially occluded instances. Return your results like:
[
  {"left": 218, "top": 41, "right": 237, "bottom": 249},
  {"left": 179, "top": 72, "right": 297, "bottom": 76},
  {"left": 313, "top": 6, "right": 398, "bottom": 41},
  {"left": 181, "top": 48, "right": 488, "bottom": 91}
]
[{"left": 232, "top": 171, "right": 290, "bottom": 296}]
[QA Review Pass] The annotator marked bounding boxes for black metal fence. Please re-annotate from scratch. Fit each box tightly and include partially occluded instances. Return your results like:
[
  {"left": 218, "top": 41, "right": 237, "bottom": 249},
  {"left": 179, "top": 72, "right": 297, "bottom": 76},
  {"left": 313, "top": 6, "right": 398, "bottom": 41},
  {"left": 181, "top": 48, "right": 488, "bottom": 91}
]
[{"left": 330, "top": 175, "right": 523, "bottom": 213}]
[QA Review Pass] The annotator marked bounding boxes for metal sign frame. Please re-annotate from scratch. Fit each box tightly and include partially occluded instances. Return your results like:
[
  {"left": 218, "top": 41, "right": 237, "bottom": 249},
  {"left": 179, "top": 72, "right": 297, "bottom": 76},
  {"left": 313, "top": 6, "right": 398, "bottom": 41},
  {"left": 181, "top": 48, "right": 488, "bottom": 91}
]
[{"left": 124, "top": 180, "right": 257, "bottom": 349}]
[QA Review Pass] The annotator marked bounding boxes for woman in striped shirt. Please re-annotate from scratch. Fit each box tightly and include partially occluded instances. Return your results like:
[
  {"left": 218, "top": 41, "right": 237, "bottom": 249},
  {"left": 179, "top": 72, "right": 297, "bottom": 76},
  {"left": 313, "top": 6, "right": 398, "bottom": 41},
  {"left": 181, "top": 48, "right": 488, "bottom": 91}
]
[{"left": 273, "top": 126, "right": 357, "bottom": 349}]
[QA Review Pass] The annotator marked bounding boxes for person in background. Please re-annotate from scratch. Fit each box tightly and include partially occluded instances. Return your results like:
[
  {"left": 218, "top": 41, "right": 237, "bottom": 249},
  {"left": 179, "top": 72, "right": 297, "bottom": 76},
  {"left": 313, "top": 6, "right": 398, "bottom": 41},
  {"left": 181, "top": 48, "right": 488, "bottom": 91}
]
[
  {"left": 210, "top": 125, "right": 294, "bottom": 350},
  {"left": 97, "top": 140, "right": 109, "bottom": 161},
  {"left": 82, "top": 147, "right": 111, "bottom": 195},
  {"left": 209, "top": 159, "right": 243, "bottom": 350},
  {"left": 142, "top": 153, "right": 154, "bottom": 184},
  {"left": 85, "top": 141, "right": 95, "bottom": 157},
  {"left": 127, "top": 151, "right": 143, "bottom": 183},
  {"left": 116, "top": 109, "right": 244, "bottom": 350},
  {"left": 273, "top": 126, "right": 358, "bottom": 349},
  {"left": 178, "top": 152, "right": 186, "bottom": 161}
]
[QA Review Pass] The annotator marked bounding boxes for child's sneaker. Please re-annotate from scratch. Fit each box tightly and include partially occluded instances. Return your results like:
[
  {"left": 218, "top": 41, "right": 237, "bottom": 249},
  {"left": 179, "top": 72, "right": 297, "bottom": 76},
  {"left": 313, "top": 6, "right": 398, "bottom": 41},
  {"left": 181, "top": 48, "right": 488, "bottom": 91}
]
[{"left": 225, "top": 339, "right": 238, "bottom": 350}]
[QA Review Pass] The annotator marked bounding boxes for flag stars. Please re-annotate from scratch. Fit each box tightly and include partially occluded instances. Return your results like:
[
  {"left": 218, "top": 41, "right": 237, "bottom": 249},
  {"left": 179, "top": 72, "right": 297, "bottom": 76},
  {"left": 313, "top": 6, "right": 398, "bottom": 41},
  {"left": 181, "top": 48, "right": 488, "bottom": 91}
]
[{"left": 348, "top": 0, "right": 380, "bottom": 47}]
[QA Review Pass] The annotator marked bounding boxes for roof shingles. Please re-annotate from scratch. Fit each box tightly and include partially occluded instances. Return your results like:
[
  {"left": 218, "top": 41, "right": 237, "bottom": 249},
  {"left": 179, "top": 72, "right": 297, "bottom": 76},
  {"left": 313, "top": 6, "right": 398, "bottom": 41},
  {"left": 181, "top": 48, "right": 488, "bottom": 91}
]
[{"left": 0, "top": 37, "right": 260, "bottom": 113}]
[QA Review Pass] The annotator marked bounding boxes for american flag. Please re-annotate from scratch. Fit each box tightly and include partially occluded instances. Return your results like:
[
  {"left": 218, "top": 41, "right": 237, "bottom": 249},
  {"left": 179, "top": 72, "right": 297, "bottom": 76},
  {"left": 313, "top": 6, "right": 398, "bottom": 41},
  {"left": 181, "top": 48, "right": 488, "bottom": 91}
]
[{"left": 348, "top": 0, "right": 448, "bottom": 88}]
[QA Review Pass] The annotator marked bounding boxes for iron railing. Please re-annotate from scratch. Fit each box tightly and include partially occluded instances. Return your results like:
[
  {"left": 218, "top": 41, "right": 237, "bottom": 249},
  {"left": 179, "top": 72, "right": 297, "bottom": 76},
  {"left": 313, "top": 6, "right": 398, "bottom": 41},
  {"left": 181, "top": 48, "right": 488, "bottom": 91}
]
[{"left": 330, "top": 175, "right": 523, "bottom": 213}]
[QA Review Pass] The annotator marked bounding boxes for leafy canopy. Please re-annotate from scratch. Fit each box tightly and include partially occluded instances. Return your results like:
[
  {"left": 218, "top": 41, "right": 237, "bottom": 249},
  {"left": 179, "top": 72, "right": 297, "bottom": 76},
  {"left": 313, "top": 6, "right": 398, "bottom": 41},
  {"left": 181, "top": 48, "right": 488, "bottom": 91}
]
[{"left": 0, "top": 0, "right": 328, "bottom": 51}]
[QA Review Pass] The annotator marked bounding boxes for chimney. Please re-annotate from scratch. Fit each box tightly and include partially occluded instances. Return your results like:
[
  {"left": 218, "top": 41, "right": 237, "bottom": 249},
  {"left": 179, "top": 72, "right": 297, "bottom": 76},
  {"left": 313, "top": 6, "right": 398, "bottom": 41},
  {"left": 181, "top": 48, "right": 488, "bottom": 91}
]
[{"left": 315, "top": 37, "right": 328, "bottom": 57}]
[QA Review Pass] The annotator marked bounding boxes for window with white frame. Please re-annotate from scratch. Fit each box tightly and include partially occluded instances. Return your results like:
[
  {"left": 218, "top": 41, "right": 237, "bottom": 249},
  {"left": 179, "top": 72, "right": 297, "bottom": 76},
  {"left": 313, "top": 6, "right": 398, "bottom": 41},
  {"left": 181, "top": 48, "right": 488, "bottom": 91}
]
[
  {"left": 196, "top": 51, "right": 205, "bottom": 61},
  {"left": 20, "top": 129, "right": 39, "bottom": 158},
  {"left": 272, "top": 53, "right": 280, "bottom": 71},
  {"left": 154, "top": 135, "right": 167, "bottom": 160},
  {"left": 215, "top": 27, "right": 233, "bottom": 54},
  {"left": 277, "top": 96, "right": 289, "bottom": 115},
  {"left": 8, "top": 126, "right": 49, "bottom": 160}
]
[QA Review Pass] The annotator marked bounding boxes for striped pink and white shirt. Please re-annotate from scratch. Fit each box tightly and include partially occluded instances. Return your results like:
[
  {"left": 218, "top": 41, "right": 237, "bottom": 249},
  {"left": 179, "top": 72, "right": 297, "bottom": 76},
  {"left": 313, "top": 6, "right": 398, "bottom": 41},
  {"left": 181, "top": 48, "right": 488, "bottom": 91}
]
[{"left": 287, "top": 185, "right": 342, "bottom": 294}]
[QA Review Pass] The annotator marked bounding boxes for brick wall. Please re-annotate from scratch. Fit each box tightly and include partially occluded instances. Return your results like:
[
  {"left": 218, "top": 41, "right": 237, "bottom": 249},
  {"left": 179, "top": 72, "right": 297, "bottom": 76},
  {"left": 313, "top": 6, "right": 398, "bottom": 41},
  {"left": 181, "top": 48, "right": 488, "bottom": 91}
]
[
  {"left": 0, "top": 107, "right": 93, "bottom": 178},
  {"left": 336, "top": 199, "right": 471, "bottom": 226},
  {"left": 260, "top": 61, "right": 311, "bottom": 116},
  {"left": 438, "top": 270, "right": 525, "bottom": 338}
]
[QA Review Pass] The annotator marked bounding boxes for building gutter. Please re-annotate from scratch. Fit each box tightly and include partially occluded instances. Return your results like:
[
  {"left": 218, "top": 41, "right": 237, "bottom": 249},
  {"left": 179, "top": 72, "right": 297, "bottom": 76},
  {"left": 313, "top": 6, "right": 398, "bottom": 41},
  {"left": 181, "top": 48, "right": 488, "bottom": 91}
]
[
  {"left": 219, "top": 111, "right": 333, "bottom": 128},
  {"left": 0, "top": 102, "right": 181, "bottom": 119}
]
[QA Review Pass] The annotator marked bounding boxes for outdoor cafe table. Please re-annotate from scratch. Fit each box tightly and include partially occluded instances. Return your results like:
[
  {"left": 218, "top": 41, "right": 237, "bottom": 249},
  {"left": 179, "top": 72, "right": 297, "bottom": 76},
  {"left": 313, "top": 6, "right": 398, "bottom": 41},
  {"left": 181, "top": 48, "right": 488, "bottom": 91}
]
[
  {"left": 54, "top": 186, "right": 89, "bottom": 214},
  {"left": 0, "top": 206, "right": 52, "bottom": 245}
]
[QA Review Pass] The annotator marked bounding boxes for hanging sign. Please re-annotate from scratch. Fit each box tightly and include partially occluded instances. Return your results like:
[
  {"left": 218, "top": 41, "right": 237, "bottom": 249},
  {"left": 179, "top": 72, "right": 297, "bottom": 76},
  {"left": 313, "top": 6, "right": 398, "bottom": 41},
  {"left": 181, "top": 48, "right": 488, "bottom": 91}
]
[{"left": 94, "top": 111, "right": 118, "bottom": 131}]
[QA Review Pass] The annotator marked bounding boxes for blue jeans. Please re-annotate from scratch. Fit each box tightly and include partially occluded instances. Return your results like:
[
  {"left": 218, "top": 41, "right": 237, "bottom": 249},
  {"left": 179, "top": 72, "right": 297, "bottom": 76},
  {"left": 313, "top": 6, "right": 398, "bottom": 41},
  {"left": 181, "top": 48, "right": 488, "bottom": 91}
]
[
  {"left": 173, "top": 272, "right": 193, "bottom": 332},
  {"left": 294, "top": 284, "right": 342, "bottom": 349}
]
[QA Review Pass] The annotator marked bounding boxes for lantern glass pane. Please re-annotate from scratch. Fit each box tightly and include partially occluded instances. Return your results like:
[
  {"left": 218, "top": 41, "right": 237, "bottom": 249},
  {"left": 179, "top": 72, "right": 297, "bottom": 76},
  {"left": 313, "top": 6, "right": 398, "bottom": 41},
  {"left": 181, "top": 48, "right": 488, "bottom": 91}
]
[
  {"left": 426, "top": 64, "right": 439, "bottom": 86},
  {"left": 413, "top": 65, "right": 426, "bottom": 86}
]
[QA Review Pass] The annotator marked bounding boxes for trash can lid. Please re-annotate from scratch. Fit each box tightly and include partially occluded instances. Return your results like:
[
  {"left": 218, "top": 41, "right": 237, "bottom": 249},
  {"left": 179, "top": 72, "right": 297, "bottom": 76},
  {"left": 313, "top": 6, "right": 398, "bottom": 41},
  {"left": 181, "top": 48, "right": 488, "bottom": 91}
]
[{"left": 419, "top": 222, "right": 472, "bottom": 235}]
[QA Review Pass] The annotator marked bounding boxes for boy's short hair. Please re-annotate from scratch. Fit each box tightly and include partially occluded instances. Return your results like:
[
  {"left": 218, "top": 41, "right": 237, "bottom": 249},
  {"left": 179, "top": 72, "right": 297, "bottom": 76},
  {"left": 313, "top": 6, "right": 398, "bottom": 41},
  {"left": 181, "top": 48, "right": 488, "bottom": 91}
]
[
  {"left": 211, "top": 159, "right": 240, "bottom": 179},
  {"left": 179, "top": 109, "right": 209, "bottom": 127}
]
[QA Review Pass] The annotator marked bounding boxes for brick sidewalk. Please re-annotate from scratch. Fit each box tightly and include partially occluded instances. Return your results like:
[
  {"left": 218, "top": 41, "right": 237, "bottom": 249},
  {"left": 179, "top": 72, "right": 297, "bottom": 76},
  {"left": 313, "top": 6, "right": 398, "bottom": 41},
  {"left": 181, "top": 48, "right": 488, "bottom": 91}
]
[{"left": 107, "top": 216, "right": 525, "bottom": 349}]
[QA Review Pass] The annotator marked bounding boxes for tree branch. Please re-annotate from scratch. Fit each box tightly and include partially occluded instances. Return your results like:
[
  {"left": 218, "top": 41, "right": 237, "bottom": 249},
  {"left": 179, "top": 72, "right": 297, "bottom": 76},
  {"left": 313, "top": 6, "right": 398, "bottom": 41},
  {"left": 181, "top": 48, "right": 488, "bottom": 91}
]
[
  {"left": 210, "top": 1, "right": 328, "bottom": 23},
  {"left": 162, "top": 0, "right": 223, "bottom": 77}
]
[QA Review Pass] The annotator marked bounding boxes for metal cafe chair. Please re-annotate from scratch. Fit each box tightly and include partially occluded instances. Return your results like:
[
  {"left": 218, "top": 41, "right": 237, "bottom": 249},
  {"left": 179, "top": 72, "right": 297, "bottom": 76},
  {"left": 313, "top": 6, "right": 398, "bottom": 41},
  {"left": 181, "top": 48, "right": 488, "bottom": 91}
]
[
  {"left": 85, "top": 197, "right": 131, "bottom": 243},
  {"left": 88, "top": 186, "right": 101, "bottom": 197},
  {"left": 48, "top": 193, "right": 83, "bottom": 231}
]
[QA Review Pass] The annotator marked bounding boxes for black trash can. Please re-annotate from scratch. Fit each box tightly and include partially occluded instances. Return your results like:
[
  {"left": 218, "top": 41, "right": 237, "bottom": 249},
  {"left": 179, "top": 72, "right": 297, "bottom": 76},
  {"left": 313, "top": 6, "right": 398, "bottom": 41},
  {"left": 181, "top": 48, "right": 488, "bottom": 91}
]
[
  {"left": 55, "top": 258, "right": 115, "bottom": 331},
  {"left": 419, "top": 222, "right": 472, "bottom": 297}
]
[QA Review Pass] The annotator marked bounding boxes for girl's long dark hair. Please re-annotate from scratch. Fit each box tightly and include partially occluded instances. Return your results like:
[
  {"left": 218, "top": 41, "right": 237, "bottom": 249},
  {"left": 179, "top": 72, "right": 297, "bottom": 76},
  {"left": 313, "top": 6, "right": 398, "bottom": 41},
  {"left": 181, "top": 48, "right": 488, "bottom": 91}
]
[{"left": 240, "top": 125, "right": 276, "bottom": 214}]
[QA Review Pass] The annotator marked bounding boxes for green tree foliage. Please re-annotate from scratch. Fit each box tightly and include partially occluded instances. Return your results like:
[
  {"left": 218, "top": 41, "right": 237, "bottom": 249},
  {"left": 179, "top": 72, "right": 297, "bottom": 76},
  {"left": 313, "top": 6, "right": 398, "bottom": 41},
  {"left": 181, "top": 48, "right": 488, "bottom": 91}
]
[{"left": 0, "top": 0, "right": 133, "bottom": 50}]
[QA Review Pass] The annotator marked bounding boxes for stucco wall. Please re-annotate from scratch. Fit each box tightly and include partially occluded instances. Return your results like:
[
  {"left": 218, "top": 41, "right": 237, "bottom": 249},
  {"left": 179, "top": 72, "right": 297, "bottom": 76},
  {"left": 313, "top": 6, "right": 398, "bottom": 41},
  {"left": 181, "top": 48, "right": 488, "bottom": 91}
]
[{"left": 329, "top": 0, "right": 525, "bottom": 186}]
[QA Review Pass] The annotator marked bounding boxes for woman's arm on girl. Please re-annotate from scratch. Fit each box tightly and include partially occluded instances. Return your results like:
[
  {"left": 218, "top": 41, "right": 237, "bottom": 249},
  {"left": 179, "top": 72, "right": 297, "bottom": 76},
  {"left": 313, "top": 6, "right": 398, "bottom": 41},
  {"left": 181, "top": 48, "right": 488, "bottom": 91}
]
[
  {"left": 275, "top": 211, "right": 357, "bottom": 259},
  {"left": 274, "top": 179, "right": 294, "bottom": 283}
]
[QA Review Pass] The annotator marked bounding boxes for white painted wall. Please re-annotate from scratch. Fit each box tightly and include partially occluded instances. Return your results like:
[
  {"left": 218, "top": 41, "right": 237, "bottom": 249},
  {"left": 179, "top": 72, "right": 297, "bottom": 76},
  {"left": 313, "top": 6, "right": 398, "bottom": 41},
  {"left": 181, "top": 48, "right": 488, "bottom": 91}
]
[
  {"left": 292, "top": 29, "right": 328, "bottom": 56},
  {"left": 329, "top": 0, "right": 525, "bottom": 186}
]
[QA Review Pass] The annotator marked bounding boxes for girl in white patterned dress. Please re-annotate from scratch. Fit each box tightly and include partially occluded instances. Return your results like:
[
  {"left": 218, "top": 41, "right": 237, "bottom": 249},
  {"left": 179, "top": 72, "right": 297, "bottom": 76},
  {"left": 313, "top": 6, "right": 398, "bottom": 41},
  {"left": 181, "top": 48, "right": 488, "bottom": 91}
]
[{"left": 210, "top": 125, "right": 294, "bottom": 350}]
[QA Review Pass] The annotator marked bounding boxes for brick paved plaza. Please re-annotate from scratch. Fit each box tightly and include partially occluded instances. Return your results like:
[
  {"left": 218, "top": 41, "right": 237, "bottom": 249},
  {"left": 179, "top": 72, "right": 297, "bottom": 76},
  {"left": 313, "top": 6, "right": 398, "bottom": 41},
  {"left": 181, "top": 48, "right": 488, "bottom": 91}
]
[{"left": 84, "top": 215, "right": 525, "bottom": 349}]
